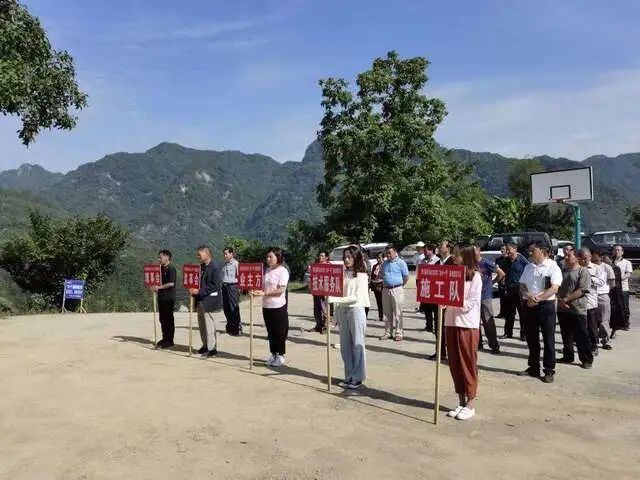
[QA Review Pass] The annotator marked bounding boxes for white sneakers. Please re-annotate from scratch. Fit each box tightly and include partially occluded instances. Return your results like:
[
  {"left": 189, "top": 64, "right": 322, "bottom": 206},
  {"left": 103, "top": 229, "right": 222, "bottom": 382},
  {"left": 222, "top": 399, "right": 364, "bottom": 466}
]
[
  {"left": 272, "top": 354, "right": 286, "bottom": 367},
  {"left": 447, "top": 406, "right": 464, "bottom": 417},
  {"left": 447, "top": 406, "right": 476, "bottom": 420},
  {"left": 265, "top": 354, "right": 276, "bottom": 366}
]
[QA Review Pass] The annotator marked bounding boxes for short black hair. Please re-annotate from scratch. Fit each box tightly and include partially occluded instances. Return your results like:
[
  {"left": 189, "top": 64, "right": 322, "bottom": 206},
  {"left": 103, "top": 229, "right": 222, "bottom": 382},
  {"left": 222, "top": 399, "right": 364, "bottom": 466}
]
[
  {"left": 158, "top": 249, "right": 172, "bottom": 259},
  {"left": 505, "top": 242, "right": 518, "bottom": 250},
  {"left": 528, "top": 241, "right": 549, "bottom": 255},
  {"left": 223, "top": 247, "right": 234, "bottom": 254},
  {"left": 385, "top": 244, "right": 397, "bottom": 252},
  {"left": 319, "top": 250, "right": 329, "bottom": 257},
  {"left": 267, "top": 247, "right": 284, "bottom": 265},
  {"left": 197, "top": 245, "right": 212, "bottom": 256}
]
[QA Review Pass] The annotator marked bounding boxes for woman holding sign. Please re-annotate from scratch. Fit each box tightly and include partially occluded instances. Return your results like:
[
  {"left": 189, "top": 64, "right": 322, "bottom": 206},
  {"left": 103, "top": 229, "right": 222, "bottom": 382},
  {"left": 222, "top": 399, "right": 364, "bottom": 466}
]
[
  {"left": 251, "top": 248, "right": 289, "bottom": 367},
  {"left": 445, "top": 246, "right": 482, "bottom": 421},
  {"left": 329, "top": 246, "right": 370, "bottom": 389}
]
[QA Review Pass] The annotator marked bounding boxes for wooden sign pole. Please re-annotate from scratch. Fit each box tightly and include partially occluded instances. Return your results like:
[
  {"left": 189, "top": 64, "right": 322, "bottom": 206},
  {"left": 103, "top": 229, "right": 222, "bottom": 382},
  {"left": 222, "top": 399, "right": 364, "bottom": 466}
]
[
  {"left": 152, "top": 291, "right": 158, "bottom": 346},
  {"left": 188, "top": 295, "right": 194, "bottom": 356},
  {"left": 326, "top": 296, "right": 332, "bottom": 392},
  {"left": 249, "top": 294, "right": 254, "bottom": 370},
  {"left": 434, "top": 305, "right": 444, "bottom": 425}
]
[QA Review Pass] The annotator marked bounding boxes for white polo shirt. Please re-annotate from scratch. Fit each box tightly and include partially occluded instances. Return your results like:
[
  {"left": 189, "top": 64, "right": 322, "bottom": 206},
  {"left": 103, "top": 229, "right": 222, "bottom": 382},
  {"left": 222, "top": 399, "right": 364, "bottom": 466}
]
[
  {"left": 584, "top": 262, "right": 605, "bottom": 310},
  {"left": 519, "top": 257, "right": 563, "bottom": 301},
  {"left": 596, "top": 262, "right": 614, "bottom": 295},
  {"left": 614, "top": 258, "right": 633, "bottom": 292}
]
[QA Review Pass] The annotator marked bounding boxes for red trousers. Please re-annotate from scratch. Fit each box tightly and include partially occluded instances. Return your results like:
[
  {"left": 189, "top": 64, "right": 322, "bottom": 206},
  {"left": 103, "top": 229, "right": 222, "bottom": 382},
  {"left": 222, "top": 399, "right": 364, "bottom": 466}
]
[{"left": 445, "top": 326, "right": 479, "bottom": 399}]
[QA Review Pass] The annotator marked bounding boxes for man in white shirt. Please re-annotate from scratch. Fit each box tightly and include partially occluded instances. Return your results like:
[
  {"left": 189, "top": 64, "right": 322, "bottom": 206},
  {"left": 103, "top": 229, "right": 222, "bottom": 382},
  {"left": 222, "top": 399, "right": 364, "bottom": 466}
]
[
  {"left": 578, "top": 248, "right": 612, "bottom": 354},
  {"left": 518, "top": 242, "right": 563, "bottom": 383},
  {"left": 612, "top": 245, "right": 633, "bottom": 329}
]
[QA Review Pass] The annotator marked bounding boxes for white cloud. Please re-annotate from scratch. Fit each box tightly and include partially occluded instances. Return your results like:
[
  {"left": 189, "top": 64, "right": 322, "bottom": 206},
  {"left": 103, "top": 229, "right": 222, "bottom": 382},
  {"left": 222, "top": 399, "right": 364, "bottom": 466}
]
[{"left": 433, "top": 70, "right": 640, "bottom": 160}]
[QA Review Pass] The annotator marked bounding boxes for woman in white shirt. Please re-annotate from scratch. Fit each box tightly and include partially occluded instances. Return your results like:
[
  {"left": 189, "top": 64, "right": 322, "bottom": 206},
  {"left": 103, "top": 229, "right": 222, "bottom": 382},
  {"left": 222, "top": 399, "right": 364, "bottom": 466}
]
[
  {"left": 445, "top": 246, "right": 482, "bottom": 421},
  {"left": 329, "top": 246, "right": 370, "bottom": 389},
  {"left": 250, "top": 248, "right": 289, "bottom": 367}
]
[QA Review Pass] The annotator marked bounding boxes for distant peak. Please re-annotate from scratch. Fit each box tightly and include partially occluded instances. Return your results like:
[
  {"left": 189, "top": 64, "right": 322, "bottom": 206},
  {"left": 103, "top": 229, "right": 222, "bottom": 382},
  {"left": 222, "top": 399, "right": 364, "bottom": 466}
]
[{"left": 145, "top": 142, "right": 189, "bottom": 155}]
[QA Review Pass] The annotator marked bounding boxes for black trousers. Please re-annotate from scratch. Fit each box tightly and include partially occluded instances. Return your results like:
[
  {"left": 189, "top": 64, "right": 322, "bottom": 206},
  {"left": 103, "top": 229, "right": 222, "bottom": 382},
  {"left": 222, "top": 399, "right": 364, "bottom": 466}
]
[
  {"left": 158, "top": 299, "right": 175, "bottom": 343},
  {"left": 263, "top": 306, "right": 289, "bottom": 355},
  {"left": 523, "top": 301, "right": 557, "bottom": 375},
  {"left": 497, "top": 284, "right": 507, "bottom": 316},
  {"left": 504, "top": 285, "right": 525, "bottom": 339},
  {"left": 421, "top": 303, "right": 437, "bottom": 331},
  {"left": 622, "top": 291, "right": 630, "bottom": 328},
  {"left": 558, "top": 310, "right": 594, "bottom": 365},
  {"left": 586, "top": 307, "right": 600, "bottom": 352},
  {"left": 434, "top": 307, "right": 447, "bottom": 358},
  {"left": 313, "top": 295, "right": 325, "bottom": 331},
  {"left": 373, "top": 289, "right": 383, "bottom": 321},
  {"left": 480, "top": 299, "right": 500, "bottom": 351},
  {"left": 222, "top": 283, "right": 242, "bottom": 334}
]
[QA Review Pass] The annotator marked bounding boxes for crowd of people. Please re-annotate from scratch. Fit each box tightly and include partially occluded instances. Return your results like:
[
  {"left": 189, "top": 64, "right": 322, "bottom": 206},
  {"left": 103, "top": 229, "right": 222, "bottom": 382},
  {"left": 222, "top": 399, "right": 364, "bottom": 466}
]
[{"left": 147, "top": 241, "right": 634, "bottom": 422}]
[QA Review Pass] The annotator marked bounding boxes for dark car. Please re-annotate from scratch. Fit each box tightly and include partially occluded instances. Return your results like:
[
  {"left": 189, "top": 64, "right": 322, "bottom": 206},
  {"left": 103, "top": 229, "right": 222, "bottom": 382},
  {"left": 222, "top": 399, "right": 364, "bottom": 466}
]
[
  {"left": 483, "top": 232, "right": 553, "bottom": 255},
  {"left": 582, "top": 231, "right": 640, "bottom": 267}
]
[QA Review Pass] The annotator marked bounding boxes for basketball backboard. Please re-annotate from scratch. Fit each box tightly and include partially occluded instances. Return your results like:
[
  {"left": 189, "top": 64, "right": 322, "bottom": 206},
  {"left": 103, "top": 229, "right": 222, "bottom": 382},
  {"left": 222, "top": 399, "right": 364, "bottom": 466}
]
[{"left": 530, "top": 166, "right": 593, "bottom": 205}]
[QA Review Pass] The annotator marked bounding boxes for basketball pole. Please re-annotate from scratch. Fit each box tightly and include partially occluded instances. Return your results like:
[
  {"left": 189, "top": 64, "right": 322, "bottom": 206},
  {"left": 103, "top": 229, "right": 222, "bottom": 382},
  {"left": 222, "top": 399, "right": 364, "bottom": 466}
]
[{"left": 564, "top": 200, "right": 582, "bottom": 249}]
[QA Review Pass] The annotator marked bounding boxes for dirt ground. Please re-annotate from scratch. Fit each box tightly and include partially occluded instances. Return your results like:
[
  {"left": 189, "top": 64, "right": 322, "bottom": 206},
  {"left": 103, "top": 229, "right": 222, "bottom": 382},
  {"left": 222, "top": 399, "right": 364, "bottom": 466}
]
[{"left": 1, "top": 290, "right": 639, "bottom": 480}]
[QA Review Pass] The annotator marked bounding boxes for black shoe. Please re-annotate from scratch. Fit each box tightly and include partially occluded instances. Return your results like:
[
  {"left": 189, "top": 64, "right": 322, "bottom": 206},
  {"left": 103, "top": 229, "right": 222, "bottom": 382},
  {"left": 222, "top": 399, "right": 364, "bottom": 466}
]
[
  {"left": 557, "top": 357, "right": 573, "bottom": 364},
  {"left": 424, "top": 326, "right": 433, "bottom": 333},
  {"left": 495, "top": 314, "right": 505, "bottom": 319},
  {"left": 581, "top": 362, "right": 593, "bottom": 369},
  {"left": 206, "top": 349, "right": 218, "bottom": 357},
  {"left": 499, "top": 334, "right": 513, "bottom": 339},
  {"left": 519, "top": 336, "right": 526, "bottom": 341},
  {"left": 491, "top": 349, "right": 501, "bottom": 355},
  {"left": 601, "top": 343, "right": 613, "bottom": 350},
  {"left": 427, "top": 353, "right": 447, "bottom": 361},
  {"left": 610, "top": 330, "right": 617, "bottom": 339},
  {"left": 518, "top": 368, "right": 540, "bottom": 377},
  {"left": 197, "top": 346, "right": 207, "bottom": 354},
  {"left": 160, "top": 341, "right": 174, "bottom": 349},
  {"left": 541, "top": 374, "right": 554, "bottom": 383}
]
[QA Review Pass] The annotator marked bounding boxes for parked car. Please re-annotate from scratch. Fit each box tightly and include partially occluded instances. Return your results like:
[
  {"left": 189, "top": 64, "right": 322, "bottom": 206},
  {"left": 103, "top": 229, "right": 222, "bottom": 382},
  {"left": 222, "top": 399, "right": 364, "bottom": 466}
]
[
  {"left": 483, "top": 232, "right": 553, "bottom": 255},
  {"left": 582, "top": 231, "right": 640, "bottom": 267},
  {"left": 400, "top": 243, "right": 420, "bottom": 269}
]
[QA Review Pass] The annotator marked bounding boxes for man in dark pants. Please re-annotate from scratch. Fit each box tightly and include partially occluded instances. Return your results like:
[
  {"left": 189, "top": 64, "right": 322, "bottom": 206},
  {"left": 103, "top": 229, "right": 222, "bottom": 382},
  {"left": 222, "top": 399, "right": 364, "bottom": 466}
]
[
  {"left": 222, "top": 247, "right": 242, "bottom": 336},
  {"left": 190, "top": 246, "right": 224, "bottom": 357},
  {"left": 495, "top": 246, "right": 510, "bottom": 318},
  {"left": 154, "top": 249, "right": 177, "bottom": 348},
  {"left": 612, "top": 245, "right": 633, "bottom": 329},
  {"left": 419, "top": 245, "right": 439, "bottom": 332},
  {"left": 557, "top": 249, "right": 594, "bottom": 369},
  {"left": 311, "top": 251, "right": 330, "bottom": 333},
  {"left": 501, "top": 243, "right": 529, "bottom": 340},
  {"left": 475, "top": 246, "right": 504, "bottom": 354},
  {"left": 517, "top": 243, "right": 562, "bottom": 383}
]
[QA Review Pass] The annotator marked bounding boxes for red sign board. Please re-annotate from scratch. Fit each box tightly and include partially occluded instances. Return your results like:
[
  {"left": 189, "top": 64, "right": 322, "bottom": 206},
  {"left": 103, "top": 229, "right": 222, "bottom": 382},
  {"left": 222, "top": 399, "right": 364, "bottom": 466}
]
[
  {"left": 309, "top": 263, "right": 344, "bottom": 297},
  {"left": 182, "top": 263, "right": 201, "bottom": 290},
  {"left": 238, "top": 263, "right": 264, "bottom": 290},
  {"left": 143, "top": 264, "right": 162, "bottom": 287},
  {"left": 416, "top": 264, "right": 465, "bottom": 307}
]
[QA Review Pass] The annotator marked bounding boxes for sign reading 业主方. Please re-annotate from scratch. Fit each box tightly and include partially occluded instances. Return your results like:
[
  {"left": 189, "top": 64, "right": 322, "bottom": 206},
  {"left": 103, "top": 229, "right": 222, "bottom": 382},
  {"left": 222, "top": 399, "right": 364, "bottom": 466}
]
[
  {"left": 416, "top": 264, "right": 465, "bottom": 307},
  {"left": 309, "top": 263, "right": 344, "bottom": 297},
  {"left": 63, "top": 279, "right": 85, "bottom": 300},
  {"left": 143, "top": 264, "right": 162, "bottom": 287},
  {"left": 238, "top": 263, "right": 264, "bottom": 290},
  {"left": 182, "top": 263, "right": 201, "bottom": 290}
]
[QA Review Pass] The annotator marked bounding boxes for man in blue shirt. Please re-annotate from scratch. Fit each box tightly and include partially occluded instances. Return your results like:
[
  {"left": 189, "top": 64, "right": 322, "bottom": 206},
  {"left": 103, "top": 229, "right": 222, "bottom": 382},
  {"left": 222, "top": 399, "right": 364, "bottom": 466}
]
[
  {"left": 502, "top": 243, "right": 529, "bottom": 340},
  {"left": 380, "top": 245, "right": 409, "bottom": 341},
  {"left": 475, "top": 246, "right": 504, "bottom": 354}
]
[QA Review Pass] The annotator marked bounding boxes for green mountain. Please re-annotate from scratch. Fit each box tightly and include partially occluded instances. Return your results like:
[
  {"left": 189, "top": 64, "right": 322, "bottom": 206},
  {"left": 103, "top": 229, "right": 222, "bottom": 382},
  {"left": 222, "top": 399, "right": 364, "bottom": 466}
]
[
  {"left": 0, "top": 164, "right": 64, "bottom": 192},
  {"left": 1, "top": 142, "right": 638, "bottom": 257}
]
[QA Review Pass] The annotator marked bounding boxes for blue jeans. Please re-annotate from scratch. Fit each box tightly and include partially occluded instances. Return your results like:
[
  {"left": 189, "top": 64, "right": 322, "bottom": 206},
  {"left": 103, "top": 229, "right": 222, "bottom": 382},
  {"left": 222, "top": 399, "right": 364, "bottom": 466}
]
[{"left": 336, "top": 306, "right": 367, "bottom": 383}]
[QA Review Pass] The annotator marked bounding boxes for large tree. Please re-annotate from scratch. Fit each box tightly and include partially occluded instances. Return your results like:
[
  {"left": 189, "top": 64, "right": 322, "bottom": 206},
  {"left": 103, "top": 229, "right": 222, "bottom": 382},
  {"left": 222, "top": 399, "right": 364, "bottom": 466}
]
[
  {"left": 0, "top": 0, "right": 87, "bottom": 145},
  {"left": 317, "top": 51, "right": 489, "bottom": 248},
  {"left": 0, "top": 211, "right": 128, "bottom": 307}
]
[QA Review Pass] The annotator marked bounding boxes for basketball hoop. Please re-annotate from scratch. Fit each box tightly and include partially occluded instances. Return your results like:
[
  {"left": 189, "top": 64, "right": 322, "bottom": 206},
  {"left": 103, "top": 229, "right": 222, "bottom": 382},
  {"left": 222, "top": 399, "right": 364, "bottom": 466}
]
[{"left": 553, "top": 197, "right": 568, "bottom": 205}]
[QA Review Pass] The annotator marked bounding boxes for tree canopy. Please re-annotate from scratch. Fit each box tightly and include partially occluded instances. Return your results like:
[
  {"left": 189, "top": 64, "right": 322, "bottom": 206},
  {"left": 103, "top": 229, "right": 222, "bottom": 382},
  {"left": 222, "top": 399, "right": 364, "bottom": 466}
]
[
  {"left": 0, "top": 211, "right": 128, "bottom": 307},
  {"left": 0, "top": 0, "right": 87, "bottom": 145},
  {"left": 317, "top": 51, "right": 489, "bottom": 248}
]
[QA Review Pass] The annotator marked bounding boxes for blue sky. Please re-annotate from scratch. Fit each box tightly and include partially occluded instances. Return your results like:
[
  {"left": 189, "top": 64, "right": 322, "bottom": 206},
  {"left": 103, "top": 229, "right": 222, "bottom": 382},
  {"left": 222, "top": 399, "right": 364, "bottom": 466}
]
[{"left": 2, "top": 0, "right": 640, "bottom": 172}]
